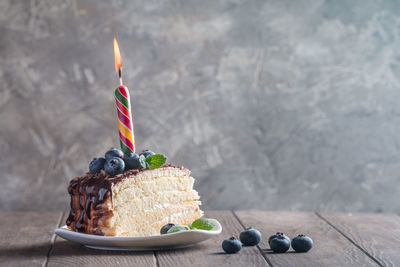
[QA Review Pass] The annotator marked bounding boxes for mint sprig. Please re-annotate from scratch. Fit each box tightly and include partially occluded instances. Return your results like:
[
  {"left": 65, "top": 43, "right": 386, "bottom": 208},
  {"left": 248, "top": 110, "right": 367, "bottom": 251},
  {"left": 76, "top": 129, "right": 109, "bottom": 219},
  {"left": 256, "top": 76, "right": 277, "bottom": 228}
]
[
  {"left": 146, "top": 154, "right": 167, "bottom": 169},
  {"left": 139, "top": 155, "right": 147, "bottom": 168},
  {"left": 167, "top": 225, "right": 187, "bottom": 234},
  {"left": 192, "top": 218, "right": 215, "bottom": 230},
  {"left": 139, "top": 154, "right": 167, "bottom": 169}
]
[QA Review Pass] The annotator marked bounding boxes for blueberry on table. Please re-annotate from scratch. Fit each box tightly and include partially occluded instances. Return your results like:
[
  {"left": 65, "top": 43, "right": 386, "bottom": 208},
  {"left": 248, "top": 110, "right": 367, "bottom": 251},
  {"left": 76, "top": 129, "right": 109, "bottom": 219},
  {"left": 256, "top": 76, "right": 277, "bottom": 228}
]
[
  {"left": 140, "top": 150, "right": 155, "bottom": 158},
  {"left": 291, "top": 234, "right": 313, "bottom": 253},
  {"left": 160, "top": 223, "right": 176, "bottom": 234},
  {"left": 240, "top": 227, "right": 262, "bottom": 246},
  {"left": 268, "top": 232, "right": 290, "bottom": 245},
  {"left": 105, "top": 148, "right": 124, "bottom": 160},
  {"left": 270, "top": 235, "right": 290, "bottom": 253},
  {"left": 222, "top": 237, "right": 242, "bottom": 254},
  {"left": 89, "top": 157, "right": 106, "bottom": 174},
  {"left": 104, "top": 157, "right": 125, "bottom": 176},
  {"left": 123, "top": 153, "right": 140, "bottom": 170}
]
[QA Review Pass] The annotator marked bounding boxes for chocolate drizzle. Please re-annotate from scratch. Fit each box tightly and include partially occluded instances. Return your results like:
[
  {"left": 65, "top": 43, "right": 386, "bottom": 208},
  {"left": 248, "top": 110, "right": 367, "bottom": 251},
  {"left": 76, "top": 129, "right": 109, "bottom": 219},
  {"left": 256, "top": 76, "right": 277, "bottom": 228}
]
[{"left": 66, "top": 164, "right": 182, "bottom": 235}]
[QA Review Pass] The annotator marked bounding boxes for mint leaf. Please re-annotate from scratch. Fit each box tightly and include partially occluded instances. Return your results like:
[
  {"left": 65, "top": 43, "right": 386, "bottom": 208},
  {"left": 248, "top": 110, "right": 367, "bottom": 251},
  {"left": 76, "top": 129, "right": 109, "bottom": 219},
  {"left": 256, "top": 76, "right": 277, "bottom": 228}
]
[
  {"left": 187, "top": 224, "right": 196, "bottom": 230},
  {"left": 145, "top": 154, "right": 167, "bottom": 169},
  {"left": 192, "top": 218, "right": 215, "bottom": 230},
  {"left": 139, "top": 155, "right": 147, "bottom": 168},
  {"left": 167, "top": 225, "right": 187, "bottom": 234}
]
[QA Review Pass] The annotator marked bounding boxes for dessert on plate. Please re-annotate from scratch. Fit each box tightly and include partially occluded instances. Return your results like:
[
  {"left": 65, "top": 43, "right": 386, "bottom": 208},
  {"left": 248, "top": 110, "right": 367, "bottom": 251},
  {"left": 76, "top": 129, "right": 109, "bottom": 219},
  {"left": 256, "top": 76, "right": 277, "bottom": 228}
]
[
  {"left": 66, "top": 149, "right": 203, "bottom": 237},
  {"left": 66, "top": 38, "right": 204, "bottom": 237}
]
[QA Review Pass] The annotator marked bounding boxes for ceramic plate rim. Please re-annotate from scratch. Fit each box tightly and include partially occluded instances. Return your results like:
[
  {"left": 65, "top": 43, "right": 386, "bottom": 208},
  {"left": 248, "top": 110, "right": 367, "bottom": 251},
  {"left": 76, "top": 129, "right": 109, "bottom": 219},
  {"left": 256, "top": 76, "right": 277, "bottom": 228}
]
[{"left": 55, "top": 218, "right": 222, "bottom": 241}]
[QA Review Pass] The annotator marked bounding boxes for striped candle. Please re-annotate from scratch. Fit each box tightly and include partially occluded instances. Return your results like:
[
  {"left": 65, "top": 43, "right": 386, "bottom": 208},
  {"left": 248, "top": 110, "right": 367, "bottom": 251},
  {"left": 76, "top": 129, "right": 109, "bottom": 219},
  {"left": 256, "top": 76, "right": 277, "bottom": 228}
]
[{"left": 115, "top": 85, "right": 136, "bottom": 154}]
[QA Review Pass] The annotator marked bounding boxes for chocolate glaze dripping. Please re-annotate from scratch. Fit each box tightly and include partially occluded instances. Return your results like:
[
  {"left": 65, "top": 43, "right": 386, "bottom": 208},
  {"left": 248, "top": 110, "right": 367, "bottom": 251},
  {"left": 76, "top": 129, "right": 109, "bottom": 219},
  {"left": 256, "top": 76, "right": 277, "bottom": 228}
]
[{"left": 66, "top": 164, "right": 182, "bottom": 235}]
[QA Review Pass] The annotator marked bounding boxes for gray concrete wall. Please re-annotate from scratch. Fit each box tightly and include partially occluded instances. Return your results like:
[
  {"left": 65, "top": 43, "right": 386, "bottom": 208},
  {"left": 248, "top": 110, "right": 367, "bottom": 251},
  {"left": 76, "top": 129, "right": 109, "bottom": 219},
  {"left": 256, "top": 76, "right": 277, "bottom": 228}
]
[{"left": 1, "top": 0, "right": 400, "bottom": 212}]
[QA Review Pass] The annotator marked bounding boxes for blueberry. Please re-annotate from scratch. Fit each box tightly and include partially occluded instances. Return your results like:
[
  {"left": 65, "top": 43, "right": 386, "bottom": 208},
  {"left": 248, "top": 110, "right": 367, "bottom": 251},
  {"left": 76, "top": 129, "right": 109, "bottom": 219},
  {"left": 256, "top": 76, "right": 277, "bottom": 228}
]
[
  {"left": 268, "top": 232, "right": 290, "bottom": 245},
  {"left": 123, "top": 153, "right": 140, "bottom": 170},
  {"left": 104, "top": 157, "right": 125, "bottom": 176},
  {"left": 270, "top": 235, "right": 290, "bottom": 253},
  {"left": 140, "top": 150, "right": 155, "bottom": 158},
  {"left": 291, "top": 234, "right": 313, "bottom": 253},
  {"left": 240, "top": 227, "right": 262, "bottom": 246},
  {"left": 222, "top": 237, "right": 242, "bottom": 254},
  {"left": 160, "top": 223, "right": 176, "bottom": 234},
  {"left": 105, "top": 148, "right": 124, "bottom": 160},
  {"left": 89, "top": 157, "right": 106, "bottom": 174}
]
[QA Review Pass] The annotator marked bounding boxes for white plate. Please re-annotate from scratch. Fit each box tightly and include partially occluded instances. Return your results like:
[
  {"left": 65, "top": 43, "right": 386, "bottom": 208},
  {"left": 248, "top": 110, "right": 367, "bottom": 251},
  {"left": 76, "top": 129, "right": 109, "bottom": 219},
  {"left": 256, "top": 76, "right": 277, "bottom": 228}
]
[{"left": 55, "top": 218, "right": 222, "bottom": 251}]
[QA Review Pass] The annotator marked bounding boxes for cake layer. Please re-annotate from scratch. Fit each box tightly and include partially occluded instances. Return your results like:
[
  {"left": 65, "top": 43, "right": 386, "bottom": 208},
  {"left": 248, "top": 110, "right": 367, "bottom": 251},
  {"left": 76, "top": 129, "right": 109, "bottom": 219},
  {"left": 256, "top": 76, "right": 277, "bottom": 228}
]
[
  {"left": 111, "top": 202, "right": 203, "bottom": 236},
  {"left": 112, "top": 190, "right": 200, "bottom": 210},
  {"left": 119, "top": 211, "right": 203, "bottom": 236},
  {"left": 112, "top": 176, "right": 196, "bottom": 197},
  {"left": 66, "top": 165, "right": 203, "bottom": 236},
  {"left": 110, "top": 173, "right": 202, "bottom": 236}
]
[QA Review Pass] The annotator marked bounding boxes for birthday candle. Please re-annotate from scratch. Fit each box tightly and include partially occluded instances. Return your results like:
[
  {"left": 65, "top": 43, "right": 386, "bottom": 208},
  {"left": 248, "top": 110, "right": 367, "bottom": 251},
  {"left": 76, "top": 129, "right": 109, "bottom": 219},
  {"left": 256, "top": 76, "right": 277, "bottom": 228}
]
[
  {"left": 115, "top": 85, "right": 135, "bottom": 154},
  {"left": 114, "top": 38, "right": 136, "bottom": 154}
]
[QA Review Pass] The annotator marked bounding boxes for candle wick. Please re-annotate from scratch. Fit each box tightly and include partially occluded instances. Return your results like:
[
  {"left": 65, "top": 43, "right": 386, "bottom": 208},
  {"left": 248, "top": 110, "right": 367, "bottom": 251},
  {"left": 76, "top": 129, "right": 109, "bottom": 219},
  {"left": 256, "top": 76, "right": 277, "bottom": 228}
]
[{"left": 119, "top": 68, "right": 123, "bottom": 86}]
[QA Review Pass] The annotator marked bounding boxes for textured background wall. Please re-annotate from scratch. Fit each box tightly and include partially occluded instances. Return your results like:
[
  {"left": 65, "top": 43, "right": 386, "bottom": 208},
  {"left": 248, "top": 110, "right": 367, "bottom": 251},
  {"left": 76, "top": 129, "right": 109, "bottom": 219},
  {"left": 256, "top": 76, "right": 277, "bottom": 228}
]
[{"left": 1, "top": 0, "right": 400, "bottom": 212}]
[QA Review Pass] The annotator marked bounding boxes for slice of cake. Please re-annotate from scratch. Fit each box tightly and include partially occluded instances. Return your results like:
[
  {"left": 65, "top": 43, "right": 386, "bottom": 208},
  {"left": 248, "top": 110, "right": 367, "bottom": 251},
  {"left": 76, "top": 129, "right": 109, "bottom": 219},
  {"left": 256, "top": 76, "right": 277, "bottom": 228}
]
[{"left": 66, "top": 164, "right": 203, "bottom": 237}]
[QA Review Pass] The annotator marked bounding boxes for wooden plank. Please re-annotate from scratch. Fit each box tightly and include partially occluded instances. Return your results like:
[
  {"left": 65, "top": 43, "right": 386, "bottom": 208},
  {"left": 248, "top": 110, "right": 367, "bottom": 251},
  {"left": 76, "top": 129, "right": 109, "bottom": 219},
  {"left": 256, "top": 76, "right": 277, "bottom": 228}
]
[
  {"left": 46, "top": 212, "right": 156, "bottom": 267},
  {"left": 0, "top": 211, "right": 62, "bottom": 267},
  {"left": 235, "top": 210, "right": 378, "bottom": 267},
  {"left": 156, "top": 210, "right": 269, "bottom": 267},
  {"left": 319, "top": 212, "right": 400, "bottom": 267}
]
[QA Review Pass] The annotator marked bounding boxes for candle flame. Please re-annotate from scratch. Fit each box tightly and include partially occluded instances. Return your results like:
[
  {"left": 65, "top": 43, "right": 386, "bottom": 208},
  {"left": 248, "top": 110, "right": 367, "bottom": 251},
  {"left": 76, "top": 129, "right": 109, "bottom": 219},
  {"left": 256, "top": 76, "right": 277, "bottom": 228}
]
[{"left": 113, "top": 37, "right": 122, "bottom": 75}]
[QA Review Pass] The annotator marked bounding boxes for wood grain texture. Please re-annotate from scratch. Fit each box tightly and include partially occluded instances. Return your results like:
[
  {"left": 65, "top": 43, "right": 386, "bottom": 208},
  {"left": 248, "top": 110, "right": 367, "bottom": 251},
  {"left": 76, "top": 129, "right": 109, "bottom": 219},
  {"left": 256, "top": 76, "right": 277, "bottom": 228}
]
[
  {"left": 156, "top": 211, "right": 269, "bottom": 267},
  {"left": 0, "top": 211, "right": 62, "bottom": 267},
  {"left": 235, "top": 210, "right": 378, "bottom": 267},
  {"left": 46, "top": 213, "right": 156, "bottom": 267},
  {"left": 319, "top": 212, "right": 400, "bottom": 267}
]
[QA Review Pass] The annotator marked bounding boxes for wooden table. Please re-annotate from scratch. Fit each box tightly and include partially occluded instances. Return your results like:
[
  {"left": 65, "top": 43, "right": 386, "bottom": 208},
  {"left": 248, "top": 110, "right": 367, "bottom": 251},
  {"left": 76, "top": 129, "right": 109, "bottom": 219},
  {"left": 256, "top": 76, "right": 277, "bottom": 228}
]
[{"left": 1, "top": 211, "right": 399, "bottom": 267}]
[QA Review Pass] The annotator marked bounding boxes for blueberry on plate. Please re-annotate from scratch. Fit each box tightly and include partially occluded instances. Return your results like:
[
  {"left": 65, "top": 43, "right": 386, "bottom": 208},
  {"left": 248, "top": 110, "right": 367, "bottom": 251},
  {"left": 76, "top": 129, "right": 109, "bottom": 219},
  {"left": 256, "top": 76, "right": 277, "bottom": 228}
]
[
  {"left": 123, "top": 153, "right": 140, "bottom": 170},
  {"left": 240, "top": 227, "right": 262, "bottom": 246},
  {"left": 140, "top": 150, "right": 155, "bottom": 158},
  {"left": 268, "top": 232, "right": 290, "bottom": 244},
  {"left": 104, "top": 157, "right": 125, "bottom": 176},
  {"left": 105, "top": 148, "right": 124, "bottom": 160},
  {"left": 291, "top": 234, "right": 313, "bottom": 253},
  {"left": 270, "top": 235, "right": 290, "bottom": 253},
  {"left": 160, "top": 223, "right": 176, "bottom": 234},
  {"left": 89, "top": 157, "right": 106, "bottom": 174},
  {"left": 222, "top": 237, "right": 242, "bottom": 254}
]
